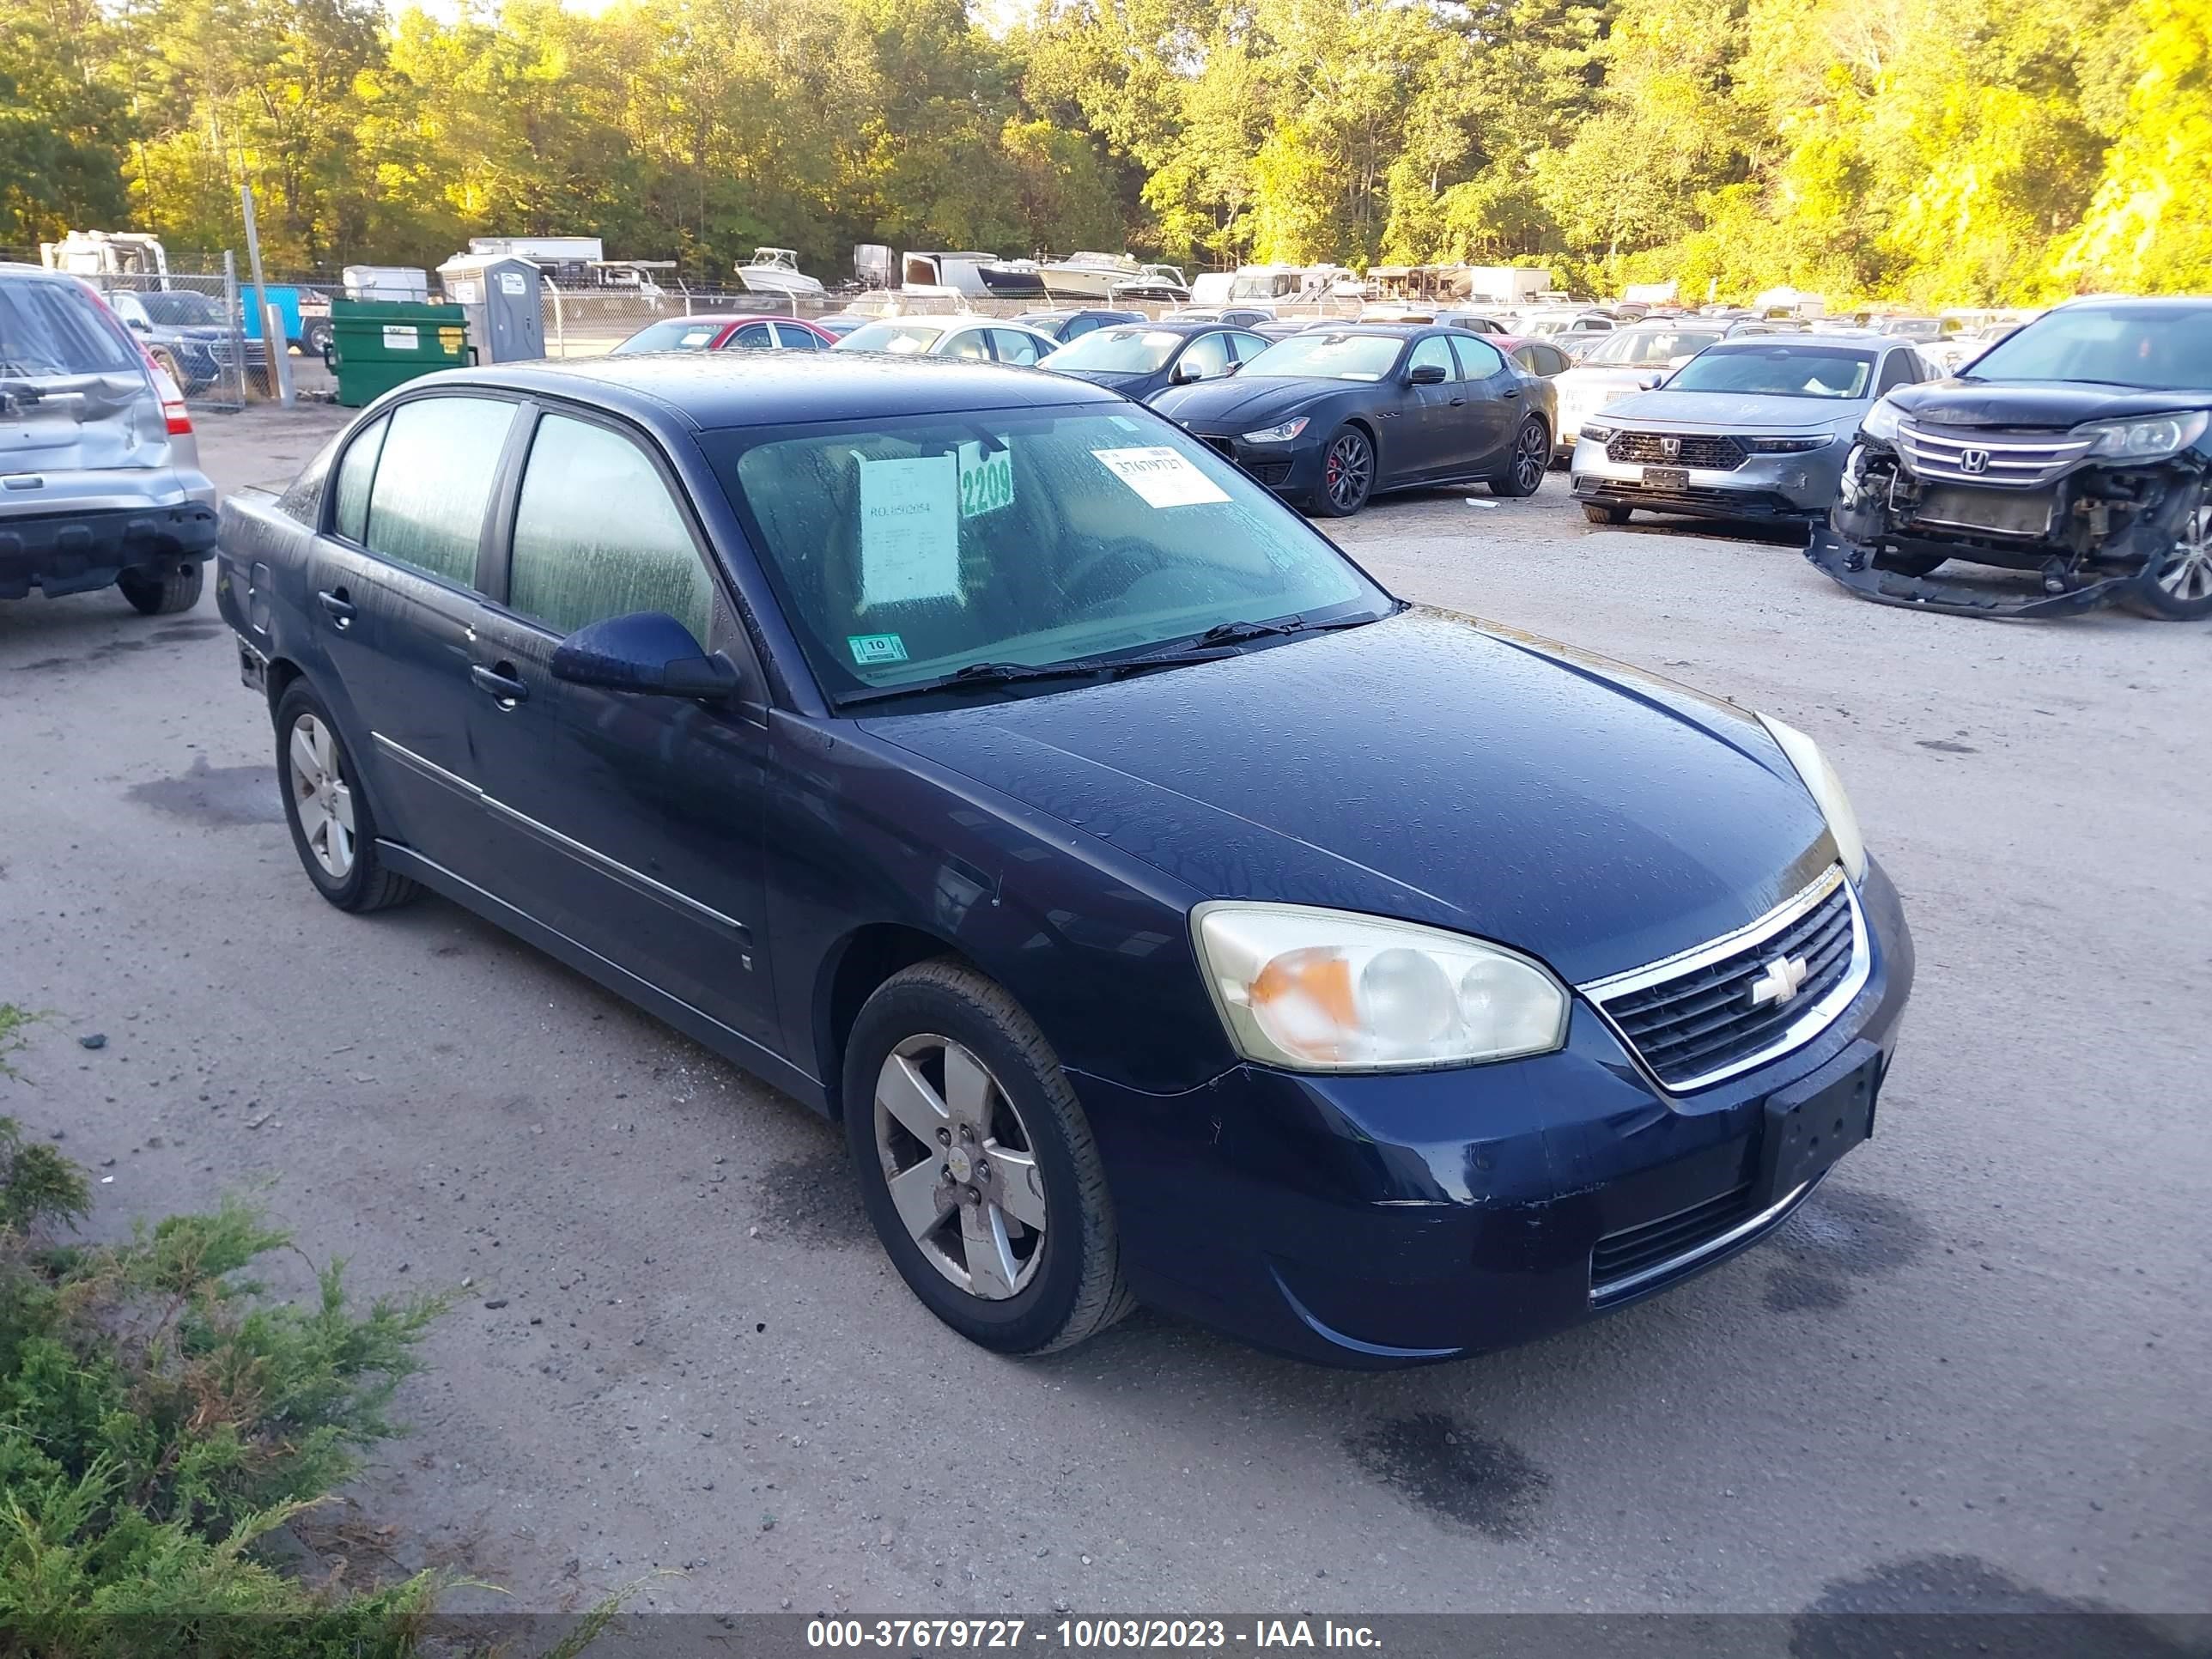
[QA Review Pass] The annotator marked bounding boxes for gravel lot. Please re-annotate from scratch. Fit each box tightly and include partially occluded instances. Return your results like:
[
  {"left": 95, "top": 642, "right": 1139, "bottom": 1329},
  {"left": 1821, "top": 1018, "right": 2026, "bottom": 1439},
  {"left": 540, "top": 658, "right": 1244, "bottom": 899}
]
[{"left": 1, "top": 399, "right": 2204, "bottom": 1620}]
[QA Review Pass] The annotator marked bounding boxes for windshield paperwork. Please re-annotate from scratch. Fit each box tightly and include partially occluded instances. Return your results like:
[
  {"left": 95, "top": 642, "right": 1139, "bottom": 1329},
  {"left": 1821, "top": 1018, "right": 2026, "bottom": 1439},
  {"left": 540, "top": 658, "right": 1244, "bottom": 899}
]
[
  {"left": 1664, "top": 344, "right": 1876, "bottom": 398},
  {"left": 1238, "top": 332, "right": 1401, "bottom": 381},
  {"left": 1584, "top": 328, "right": 1722, "bottom": 367},
  {"left": 1965, "top": 304, "right": 2212, "bottom": 392},
  {"left": 703, "top": 409, "right": 1390, "bottom": 702},
  {"left": 1043, "top": 328, "right": 1184, "bottom": 374},
  {"left": 836, "top": 319, "right": 948, "bottom": 355}
]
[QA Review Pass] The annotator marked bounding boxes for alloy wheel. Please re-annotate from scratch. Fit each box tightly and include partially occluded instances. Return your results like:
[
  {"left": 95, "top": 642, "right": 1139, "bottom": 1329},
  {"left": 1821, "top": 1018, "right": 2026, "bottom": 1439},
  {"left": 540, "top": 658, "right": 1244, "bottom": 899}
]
[
  {"left": 288, "top": 714, "right": 356, "bottom": 879},
  {"left": 2154, "top": 503, "right": 2212, "bottom": 604},
  {"left": 1324, "top": 432, "right": 1372, "bottom": 512},
  {"left": 873, "top": 1034, "right": 1048, "bottom": 1300},
  {"left": 1513, "top": 420, "right": 1547, "bottom": 492}
]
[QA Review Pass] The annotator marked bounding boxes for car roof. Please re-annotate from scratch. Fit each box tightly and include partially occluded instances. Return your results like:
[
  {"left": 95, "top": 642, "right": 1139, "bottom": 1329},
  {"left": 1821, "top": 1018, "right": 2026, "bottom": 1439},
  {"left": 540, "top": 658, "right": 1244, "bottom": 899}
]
[
  {"left": 436, "top": 352, "right": 1124, "bottom": 430},
  {"left": 1703, "top": 331, "right": 1887, "bottom": 349},
  {"left": 648, "top": 313, "right": 818, "bottom": 328},
  {"left": 1, "top": 261, "right": 80, "bottom": 284},
  {"left": 1089, "top": 319, "right": 1241, "bottom": 336}
]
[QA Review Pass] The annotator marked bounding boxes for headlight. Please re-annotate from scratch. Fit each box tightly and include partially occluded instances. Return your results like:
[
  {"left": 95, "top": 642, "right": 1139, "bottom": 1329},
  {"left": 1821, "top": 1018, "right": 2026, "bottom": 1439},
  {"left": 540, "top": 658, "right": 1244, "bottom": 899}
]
[
  {"left": 1240, "top": 417, "right": 1310, "bottom": 443},
  {"left": 1578, "top": 419, "right": 1618, "bottom": 443},
  {"left": 1746, "top": 435, "right": 1832, "bottom": 454},
  {"left": 1858, "top": 398, "right": 1903, "bottom": 444},
  {"left": 1190, "top": 903, "right": 1570, "bottom": 1072},
  {"left": 1756, "top": 714, "right": 1868, "bottom": 884},
  {"left": 2076, "top": 410, "right": 2208, "bottom": 460}
]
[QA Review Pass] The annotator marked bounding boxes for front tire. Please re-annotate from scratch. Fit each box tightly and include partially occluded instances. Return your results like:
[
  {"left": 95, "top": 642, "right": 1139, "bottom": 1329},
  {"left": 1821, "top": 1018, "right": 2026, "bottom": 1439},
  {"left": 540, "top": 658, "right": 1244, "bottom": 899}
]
[
  {"left": 274, "top": 682, "right": 418, "bottom": 913},
  {"left": 843, "top": 959, "right": 1133, "bottom": 1356},
  {"left": 1311, "top": 426, "right": 1375, "bottom": 518},
  {"left": 1583, "top": 501, "right": 1631, "bottom": 525},
  {"left": 117, "top": 561, "right": 204, "bottom": 615},
  {"left": 2122, "top": 492, "right": 2212, "bottom": 620},
  {"left": 1489, "top": 416, "right": 1550, "bottom": 497}
]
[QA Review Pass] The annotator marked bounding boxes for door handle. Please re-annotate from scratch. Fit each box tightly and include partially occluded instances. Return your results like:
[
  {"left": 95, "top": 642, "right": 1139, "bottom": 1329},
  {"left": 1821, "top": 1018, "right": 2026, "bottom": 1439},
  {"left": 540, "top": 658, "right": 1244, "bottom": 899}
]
[
  {"left": 1449, "top": 397, "right": 1467, "bottom": 407},
  {"left": 316, "top": 586, "right": 356, "bottom": 627},
  {"left": 1502, "top": 387, "right": 1523, "bottom": 399},
  {"left": 470, "top": 661, "right": 528, "bottom": 706}
]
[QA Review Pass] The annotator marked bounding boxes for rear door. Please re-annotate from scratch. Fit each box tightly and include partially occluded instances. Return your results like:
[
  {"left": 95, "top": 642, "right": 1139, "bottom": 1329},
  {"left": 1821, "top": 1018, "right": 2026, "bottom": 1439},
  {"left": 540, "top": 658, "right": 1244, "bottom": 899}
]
[
  {"left": 306, "top": 392, "right": 520, "bottom": 886},
  {"left": 1448, "top": 332, "right": 1522, "bottom": 474},
  {"left": 460, "top": 405, "right": 777, "bottom": 1045}
]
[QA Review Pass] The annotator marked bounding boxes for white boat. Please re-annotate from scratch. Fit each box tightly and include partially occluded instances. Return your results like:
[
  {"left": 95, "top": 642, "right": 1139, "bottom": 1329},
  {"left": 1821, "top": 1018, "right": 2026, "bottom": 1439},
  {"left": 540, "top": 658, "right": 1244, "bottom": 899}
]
[
  {"left": 1040, "top": 252, "right": 1141, "bottom": 300},
  {"left": 737, "top": 248, "right": 825, "bottom": 300}
]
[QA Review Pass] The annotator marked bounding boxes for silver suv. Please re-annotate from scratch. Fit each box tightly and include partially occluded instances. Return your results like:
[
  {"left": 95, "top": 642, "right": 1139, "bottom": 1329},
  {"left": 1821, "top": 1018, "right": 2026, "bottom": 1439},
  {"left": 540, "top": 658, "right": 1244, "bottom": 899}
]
[{"left": 1, "top": 264, "right": 218, "bottom": 614}]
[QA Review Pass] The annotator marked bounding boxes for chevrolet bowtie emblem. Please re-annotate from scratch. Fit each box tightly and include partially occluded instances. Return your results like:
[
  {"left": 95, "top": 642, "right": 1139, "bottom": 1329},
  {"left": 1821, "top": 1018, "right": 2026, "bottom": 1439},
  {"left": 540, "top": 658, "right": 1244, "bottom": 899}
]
[{"left": 1749, "top": 954, "right": 1810, "bottom": 1008}]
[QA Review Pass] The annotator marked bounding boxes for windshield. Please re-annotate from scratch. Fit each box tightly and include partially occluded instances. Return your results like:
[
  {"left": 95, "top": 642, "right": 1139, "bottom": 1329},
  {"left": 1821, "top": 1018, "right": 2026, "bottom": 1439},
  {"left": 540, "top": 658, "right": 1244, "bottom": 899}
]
[
  {"left": 612, "top": 318, "right": 729, "bottom": 355},
  {"left": 703, "top": 408, "right": 1389, "bottom": 701},
  {"left": 137, "top": 290, "right": 223, "bottom": 326},
  {"left": 1965, "top": 304, "right": 2212, "bottom": 392},
  {"left": 1239, "top": 331, "right": 1401, "bottom": 381},
  {"left": 1879, "top": 319, "right": 1943, "bottom": 341},
  {"left": 0, "top": 278, "right": 137, "bottom": 376},
  {"left": 1664, "top": 344, "right": 1876, "bottom": 398},
  {"left": 1043, "top": 328, "right": 1183, "bottom": 374},
  {"left": 1584, "top": 328, "right": 1722, "bottom": 367},
  {"left": 836, "top": 320, "right": 948, "bottom": 355}
]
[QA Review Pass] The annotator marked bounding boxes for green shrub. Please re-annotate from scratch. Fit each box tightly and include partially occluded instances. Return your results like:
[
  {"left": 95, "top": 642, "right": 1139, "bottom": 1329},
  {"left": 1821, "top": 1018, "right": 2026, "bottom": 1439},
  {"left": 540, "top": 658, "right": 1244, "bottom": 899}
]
[{"left": 0, "top": 1104, "right": 451, "bottom": 1659}]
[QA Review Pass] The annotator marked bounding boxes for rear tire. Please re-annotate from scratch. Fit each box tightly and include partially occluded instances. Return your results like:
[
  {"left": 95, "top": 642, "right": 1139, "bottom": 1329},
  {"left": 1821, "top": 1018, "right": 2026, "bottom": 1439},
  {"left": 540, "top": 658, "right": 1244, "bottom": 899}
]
[
  {"left": 2121, "top": 491, "right": 2212, "bottom": 619},
  {"left": 1583, "top": 502, "right": 1631, "bottom": 525},
  {"left": 117, "top": 561, "right": 203, "bottom": 616},
  {"left": 1489, "top": 416, "right": 1550, "bottom": 497},
  {"left": 843, "top": 958, "right": 1133, "bottom": 1356},
  {"left": 274, "top": 682, "right": 419, "bottom": 914}
]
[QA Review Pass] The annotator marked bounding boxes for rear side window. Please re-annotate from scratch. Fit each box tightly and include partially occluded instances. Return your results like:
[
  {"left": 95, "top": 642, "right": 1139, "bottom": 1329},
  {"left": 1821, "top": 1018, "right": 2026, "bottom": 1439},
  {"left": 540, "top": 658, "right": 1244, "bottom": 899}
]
[
  {"left": 363, "top": 396, "right": 514, "bottom": 586},
  {"left": 331, "top": 415, "right": 389, "bottom": 543},
  {"left": 772, "top": 322, "right": 823, "bottom": 350},
  {"left": 1875, "top": 350, "right": 1924, "bottom": 394},
  {"left": 1450, "top": 335, "right": 1507, "bottom": 379},
  {"left": 728, "top": 323, "right": 775, "bottom": 349},
  {"left": 989, "top": 330, "right": 1043, "bottom": 365},
  {"left": 507, "top": 414, "right": 714, "bottom": 643},
  {"left": 0, "top": 277, "right": 137, "bottom": 376}
]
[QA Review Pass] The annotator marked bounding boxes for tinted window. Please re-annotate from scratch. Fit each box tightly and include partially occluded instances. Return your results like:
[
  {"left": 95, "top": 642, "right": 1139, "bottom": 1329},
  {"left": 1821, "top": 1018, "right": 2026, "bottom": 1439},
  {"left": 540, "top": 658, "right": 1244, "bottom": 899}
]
[
  {"left": 772, "top": 322, "right": 823, "bottom": 350},
  {"left": 1408, "top": 336, "right": 1455, "bottom": 378},
  {"left": 508, "top": 414, "right": 714, "bottom": 643},
  {"left": 331, "top": 415, "right": 389, "bottom": 543},
  {"left": 990, "top": 330, "right": 1044, "bottom": 366},
  {"left": 363, "top": 397, "right": 514, "bottom": 586},
  {"left": 1060, "top": 316, "right": 1102, "bottom": 340},
  {"left": 1875, "top": 349, "right": 1923, "bottom": 394},
  {"left": 0, "top": 276, "right": 137, "bottom": 375},
  {"left": 1449, "top": 335, "right": 1505, "bottom": 379},
  {"left": 728, "top": 323, "right": 775, "bottom": 349},
  {"left": 1176, "top": 331, "right": 1232, "bottom": 381}
]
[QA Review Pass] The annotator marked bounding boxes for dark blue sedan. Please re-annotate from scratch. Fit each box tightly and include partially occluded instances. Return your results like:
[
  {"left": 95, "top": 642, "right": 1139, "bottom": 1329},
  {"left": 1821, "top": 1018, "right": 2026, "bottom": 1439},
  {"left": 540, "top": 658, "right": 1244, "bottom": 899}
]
[
  {"left": 216, "top": 352, "right": 1912, "bottom": 1367},
  {"left": 1039, "top": 319, "right": 1274, "bottom": 404}
]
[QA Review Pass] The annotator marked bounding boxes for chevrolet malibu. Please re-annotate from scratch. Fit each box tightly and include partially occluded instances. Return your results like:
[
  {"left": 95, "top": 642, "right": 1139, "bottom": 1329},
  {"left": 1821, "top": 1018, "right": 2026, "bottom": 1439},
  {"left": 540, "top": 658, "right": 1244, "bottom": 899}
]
[{"left": 216, "top": 353, "right": 1913, "bottom": 1366}]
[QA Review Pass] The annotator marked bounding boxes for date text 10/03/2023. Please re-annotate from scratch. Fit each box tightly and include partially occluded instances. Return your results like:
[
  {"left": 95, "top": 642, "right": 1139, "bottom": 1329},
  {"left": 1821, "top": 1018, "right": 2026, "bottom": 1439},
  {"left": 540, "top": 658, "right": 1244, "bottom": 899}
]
[{"left": 805, "top": 1620, "right": 1383, "bottom": 1650}]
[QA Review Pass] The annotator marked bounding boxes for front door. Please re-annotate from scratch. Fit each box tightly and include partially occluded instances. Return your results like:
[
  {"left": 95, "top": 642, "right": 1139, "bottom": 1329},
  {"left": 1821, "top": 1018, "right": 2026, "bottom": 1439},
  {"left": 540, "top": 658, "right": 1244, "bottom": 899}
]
[
  {"left": 461, "top": 406, "right": 777, "bottom": 1047},
  {"left": 307, "top": 392, "right": 521, "bottom": 889},
  {"left": 1398, "top": 334, "right": 1468, "bottom": 482}
]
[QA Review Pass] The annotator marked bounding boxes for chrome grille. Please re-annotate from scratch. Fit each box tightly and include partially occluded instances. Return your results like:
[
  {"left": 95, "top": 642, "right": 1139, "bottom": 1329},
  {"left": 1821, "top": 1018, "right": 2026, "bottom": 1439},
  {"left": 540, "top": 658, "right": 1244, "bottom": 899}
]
[
  {"left": 1895, "top": 419, "right": 2094, "bottom": 489},
  {"left": 1607, "top": 431, "right": 1747, "bottom": 471},
  {"left": 1581, "top": 869, "right": 1866, "bottom": 1092}
]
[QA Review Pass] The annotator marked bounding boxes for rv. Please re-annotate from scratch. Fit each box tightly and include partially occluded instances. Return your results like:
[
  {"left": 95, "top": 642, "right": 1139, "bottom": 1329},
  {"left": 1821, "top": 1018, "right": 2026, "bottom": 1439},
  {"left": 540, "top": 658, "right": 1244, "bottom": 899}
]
[{"left": 40, "top": 230, "right": 170, "bottom": 289}]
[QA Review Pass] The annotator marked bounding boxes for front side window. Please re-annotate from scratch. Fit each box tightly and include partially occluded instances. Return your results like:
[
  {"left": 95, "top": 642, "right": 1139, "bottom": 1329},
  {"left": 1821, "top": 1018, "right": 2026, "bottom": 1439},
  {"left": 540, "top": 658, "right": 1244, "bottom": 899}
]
[
  {"left": 362, "top": 396, "right": 515, "bottom": 586},
  {"left": 772, "top": 322, "right": 824, "bottom": 350},
  {"left": 1408, "top": 336, "right": 1455, "bottom": 378},
  {"left": 706, "top": 408, "right": 1389, "bottom": 700},
  {"left": 331, "top": 415, "right": 389, "bottom": 543},
  {"left": 1241, "top": 332, "right": 1402, "bottom": 382},
  {"left": 729, "top": 323, "right": 775, "bottom": 349},
  {"left": 989, "top": 330, "right": 1043, "bottom": 365},
  {"left": 507, "top": 414, "right": 714, "bottom": 643},
  {"left": 1664, "top": 346, "right": 1877, "bottom": 399},
  {"left": 1875, "top": 349, "right": 1925, "bottom": 394},
  {"left": 1174, "top": 331, "right": 1232, "bottom": 380}
]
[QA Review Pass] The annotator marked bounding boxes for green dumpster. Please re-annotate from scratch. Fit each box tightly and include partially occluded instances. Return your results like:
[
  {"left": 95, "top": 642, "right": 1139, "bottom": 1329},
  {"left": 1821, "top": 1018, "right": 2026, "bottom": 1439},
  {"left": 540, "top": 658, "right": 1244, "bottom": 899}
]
[{"left": 325, "top": 300, "right": 472, "bottom": 407}]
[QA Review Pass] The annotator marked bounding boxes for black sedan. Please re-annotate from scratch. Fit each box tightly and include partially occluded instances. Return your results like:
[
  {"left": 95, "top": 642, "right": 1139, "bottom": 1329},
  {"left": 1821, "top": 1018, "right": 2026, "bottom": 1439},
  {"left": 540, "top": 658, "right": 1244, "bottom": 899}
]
[
  {"left": 214, "top": 352, "right": 1910, "bottom": 1367},
  {"left": 1039, "top": 319, "right": 1273, "bottom": 404},
  {"left": 1151, "top": 325, "right": 1555, "bottom": 515},
  {"left": 1007, "top": 307, "right": 1144, "bottom": 344}
]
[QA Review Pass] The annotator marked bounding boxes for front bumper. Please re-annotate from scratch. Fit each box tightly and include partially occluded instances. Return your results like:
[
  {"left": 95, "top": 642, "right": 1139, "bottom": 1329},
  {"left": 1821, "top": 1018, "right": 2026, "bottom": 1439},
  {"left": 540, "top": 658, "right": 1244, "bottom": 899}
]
[
  {"left": 0, "top": 482, "right": 222, "bottom": 599},
  {"left": 1571, "top": 436, "right": 1845, "bottom": 520},
  {"left": 1182, "top": 429, "right": 1317, "bottom": 499},
  {"left": 1075, "top": 858, "right": 1914, "bottom": 1367}
]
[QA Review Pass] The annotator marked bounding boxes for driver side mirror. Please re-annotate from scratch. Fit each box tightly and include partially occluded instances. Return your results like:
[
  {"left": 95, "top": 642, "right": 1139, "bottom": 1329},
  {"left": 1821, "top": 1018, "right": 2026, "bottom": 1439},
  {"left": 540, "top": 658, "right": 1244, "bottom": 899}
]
[
  {"left": 550, "top": 611, "right": 741, "bottom": 701},
  {"left": 1172, "top": 358, "right": 1206, "bottom": 384},
  {"left": 1637, "top": 371, "right": 1668, "bottom": 391},
  {"left": 126, "top": 318, "right": 149, "bottom": 332},
  {"left": 1407, "top": 362, "right": 1449, "bottom": 385}
]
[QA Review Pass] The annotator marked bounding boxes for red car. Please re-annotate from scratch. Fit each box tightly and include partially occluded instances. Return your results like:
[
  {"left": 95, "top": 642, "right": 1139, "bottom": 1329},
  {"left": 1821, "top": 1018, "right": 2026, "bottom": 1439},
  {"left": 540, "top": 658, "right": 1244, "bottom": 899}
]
[{"left": 607, "top": 313, "right": 837, "bottom": 356}]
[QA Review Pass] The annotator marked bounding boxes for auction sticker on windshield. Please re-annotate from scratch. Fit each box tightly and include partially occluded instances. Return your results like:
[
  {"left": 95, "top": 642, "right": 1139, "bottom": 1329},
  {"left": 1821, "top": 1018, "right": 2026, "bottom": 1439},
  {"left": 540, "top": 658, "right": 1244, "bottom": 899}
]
[
  {"left": 957, "top": 440, "right": 1015, "bottom": 519},
  {"left": 1093, "top": 446, "right": 1231, "bottom": 508}
]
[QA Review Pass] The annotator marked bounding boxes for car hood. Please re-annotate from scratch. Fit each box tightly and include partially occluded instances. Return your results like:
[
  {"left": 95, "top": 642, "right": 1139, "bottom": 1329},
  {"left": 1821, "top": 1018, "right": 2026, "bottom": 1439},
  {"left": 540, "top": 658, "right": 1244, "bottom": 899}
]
[
  {"left": 1601, "top": 389, "right": 1866, "bottom": 431},
  {"left": 861, "top": 610, "right": 1836, "bottom": 984},
  {"left": 1151, "top": 376, "right": 1351, "bottom": 432},
  {"left": 1892, "top": 379, "right": 2212, "bottom": 427},
  {"left": 1051, "top": 368, "right": 1152, "bottom": 391}
]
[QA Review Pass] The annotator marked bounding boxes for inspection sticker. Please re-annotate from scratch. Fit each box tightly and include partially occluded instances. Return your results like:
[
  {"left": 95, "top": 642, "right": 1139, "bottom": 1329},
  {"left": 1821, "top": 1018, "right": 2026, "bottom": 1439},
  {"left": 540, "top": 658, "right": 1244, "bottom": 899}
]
[
  {"left": 847, "top": 633, "right": 909, "bottom": 665},
  {"left": 957, "top": 441, "right": 1015, "bottom": 519},
  {"left": 1092, "top": 446, "right": 1231, "bottom": 508},
  {"left": 858, "top": 454, "right": 961, "bottom": 607}
]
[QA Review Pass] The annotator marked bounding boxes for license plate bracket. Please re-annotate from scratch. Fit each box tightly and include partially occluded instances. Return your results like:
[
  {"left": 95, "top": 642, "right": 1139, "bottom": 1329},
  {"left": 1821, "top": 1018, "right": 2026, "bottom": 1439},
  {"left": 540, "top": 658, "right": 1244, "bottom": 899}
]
[
  {"left": 1642, "top": 465, "right": 1690, "bottom": 492},
  {"left": 1911, "top": 483, "right": 2054, "bottom": 538},
  {"left": 1759, "top": 1042, "right": 1881, "bottom": 1201}
]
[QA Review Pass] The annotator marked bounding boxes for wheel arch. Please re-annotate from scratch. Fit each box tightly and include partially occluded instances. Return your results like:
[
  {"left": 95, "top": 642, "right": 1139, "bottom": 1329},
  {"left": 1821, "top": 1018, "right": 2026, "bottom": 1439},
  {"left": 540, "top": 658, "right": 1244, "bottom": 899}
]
[{"left": 814, "top": 921, "right": 976, "bottom": 1117}]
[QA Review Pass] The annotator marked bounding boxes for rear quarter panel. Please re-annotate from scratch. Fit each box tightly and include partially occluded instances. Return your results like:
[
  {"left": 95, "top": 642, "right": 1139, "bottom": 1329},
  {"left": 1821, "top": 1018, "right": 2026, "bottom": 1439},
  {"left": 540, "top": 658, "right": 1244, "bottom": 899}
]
[{"left": 216, "top": 486, "right": 362, "bottom": 742}]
